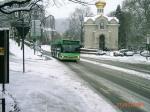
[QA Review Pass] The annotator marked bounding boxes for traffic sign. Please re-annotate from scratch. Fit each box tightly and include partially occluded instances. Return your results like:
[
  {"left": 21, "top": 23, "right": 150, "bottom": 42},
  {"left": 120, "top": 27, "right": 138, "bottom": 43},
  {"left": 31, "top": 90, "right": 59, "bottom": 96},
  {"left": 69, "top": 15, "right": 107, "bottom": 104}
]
[
  {"left": 0, "top": 29, "right": 9, "bottom": 83},
  {"left": 0, "top": 47, "right": 4, "bottom": 56},
  {"left": 31, "top": 20, "right": 41, "bottom": 37}
]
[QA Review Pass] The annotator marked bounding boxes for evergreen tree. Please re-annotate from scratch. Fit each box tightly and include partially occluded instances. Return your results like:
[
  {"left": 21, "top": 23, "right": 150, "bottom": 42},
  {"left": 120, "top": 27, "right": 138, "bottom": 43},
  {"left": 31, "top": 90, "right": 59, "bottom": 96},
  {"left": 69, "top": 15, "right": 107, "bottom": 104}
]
[
  {"left": 115, "top": 5, "right": 132, "bottom": 49},
  {"left": 115, "top": 5, "right": 126, "bottom": 49}
]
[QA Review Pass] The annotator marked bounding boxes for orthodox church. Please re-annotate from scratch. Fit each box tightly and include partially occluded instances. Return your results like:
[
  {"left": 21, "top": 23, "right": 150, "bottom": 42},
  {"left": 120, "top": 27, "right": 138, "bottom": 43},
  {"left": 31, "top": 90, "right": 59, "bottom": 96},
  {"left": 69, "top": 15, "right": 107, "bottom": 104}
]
[{"left": 84, "top": 0, "right": 119, "bottom": 50}]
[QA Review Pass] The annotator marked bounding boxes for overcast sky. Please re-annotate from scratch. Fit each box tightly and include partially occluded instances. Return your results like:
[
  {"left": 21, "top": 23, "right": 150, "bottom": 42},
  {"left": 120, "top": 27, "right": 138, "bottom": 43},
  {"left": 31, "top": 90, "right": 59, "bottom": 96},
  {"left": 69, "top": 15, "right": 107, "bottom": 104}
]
[{"left": 46, "top": 0, "right": 124, "bottom": 19}]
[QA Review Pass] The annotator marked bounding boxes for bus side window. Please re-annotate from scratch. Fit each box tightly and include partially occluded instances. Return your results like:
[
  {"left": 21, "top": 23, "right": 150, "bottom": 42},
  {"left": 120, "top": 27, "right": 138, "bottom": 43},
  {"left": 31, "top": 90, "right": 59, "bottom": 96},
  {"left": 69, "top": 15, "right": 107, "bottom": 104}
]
[{"left": 75, "top": 47, "right": 80, "bottom": 52}]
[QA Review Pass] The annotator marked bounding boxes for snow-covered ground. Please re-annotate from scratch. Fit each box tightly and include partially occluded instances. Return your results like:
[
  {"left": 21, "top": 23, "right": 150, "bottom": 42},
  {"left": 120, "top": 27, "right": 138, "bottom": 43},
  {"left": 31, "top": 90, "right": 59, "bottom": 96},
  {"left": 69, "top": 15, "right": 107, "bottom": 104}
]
[
  {"left": 10, "top": 39, "right": 40, "bottom": 59},
  {"left": 4, "top": 39, "right": 118, "bottom": 112},
  {"left": 41, "top": 45, "right": 51, "bottom": 52},
  {"left": 81, "top": 53, "right": 150, "bottom": 65}
]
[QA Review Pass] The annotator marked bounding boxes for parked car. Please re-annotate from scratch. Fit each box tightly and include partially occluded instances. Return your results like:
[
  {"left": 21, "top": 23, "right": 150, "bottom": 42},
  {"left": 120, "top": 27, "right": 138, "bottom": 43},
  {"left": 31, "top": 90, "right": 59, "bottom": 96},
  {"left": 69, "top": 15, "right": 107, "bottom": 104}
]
[
  {"left": 119, "top": 49, "right": 134, "bottom": 56},
  {"left": 119, "top": 49, "right": 129, "bottom": 54},
  {"left": 140, "top": 50, "right": 150, "bottom": 57},
  {"left": 113, "top": 51, "right": 124, "bottom": 56},
  {"left": 97, "top": 50, "right": 106, "bottom": 55},
  {"left": 124, "top": 51, "right": 134, "bottom": 56}
]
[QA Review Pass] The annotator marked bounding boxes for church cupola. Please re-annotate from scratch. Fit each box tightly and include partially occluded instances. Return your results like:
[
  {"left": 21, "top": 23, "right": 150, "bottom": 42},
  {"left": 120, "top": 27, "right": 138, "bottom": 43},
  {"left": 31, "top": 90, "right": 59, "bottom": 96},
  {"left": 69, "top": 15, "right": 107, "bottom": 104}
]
[{"left": 95, "top": 0, "right": 106, "bottom": 15}]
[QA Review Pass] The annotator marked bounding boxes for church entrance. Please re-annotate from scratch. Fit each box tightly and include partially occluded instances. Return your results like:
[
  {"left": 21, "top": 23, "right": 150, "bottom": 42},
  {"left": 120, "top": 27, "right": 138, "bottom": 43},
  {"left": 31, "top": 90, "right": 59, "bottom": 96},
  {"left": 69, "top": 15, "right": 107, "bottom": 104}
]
[{"left": 99, "top": 35, "right": 105, "bottom": 50}]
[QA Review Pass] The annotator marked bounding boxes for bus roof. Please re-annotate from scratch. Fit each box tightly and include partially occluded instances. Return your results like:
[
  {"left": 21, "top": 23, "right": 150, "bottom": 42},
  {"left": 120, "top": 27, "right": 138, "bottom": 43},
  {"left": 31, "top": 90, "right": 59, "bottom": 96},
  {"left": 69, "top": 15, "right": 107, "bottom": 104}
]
[{"left": 51, "top": 39, "right": 80, "bottom": 45}]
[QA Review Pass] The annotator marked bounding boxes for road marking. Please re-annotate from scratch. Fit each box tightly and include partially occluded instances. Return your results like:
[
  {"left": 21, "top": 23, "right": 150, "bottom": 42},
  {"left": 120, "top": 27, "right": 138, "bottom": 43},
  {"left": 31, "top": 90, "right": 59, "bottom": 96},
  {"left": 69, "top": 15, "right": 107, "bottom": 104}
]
[
  {"left": 100, "top": 88, "right": 111, "bottom": 94},
  {"left": 81, "top": 58, "right": 150, "bottom": 80}
]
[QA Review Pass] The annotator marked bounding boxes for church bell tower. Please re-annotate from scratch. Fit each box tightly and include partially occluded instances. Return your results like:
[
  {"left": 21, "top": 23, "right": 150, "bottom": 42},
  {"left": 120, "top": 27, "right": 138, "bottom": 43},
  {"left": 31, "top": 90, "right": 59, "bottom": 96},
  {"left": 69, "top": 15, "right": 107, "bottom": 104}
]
[{"left": 95, "top": 0, "right": 106, "bottom": 15}]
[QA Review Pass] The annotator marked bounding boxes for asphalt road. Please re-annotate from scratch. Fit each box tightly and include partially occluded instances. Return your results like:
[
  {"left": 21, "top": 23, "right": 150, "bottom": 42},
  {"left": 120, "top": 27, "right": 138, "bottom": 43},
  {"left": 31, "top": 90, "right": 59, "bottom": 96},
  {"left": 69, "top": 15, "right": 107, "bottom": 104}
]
[
  {"left": 64, "top": 58, "right": 150, "bottom": 112},
  {"left": 42, "top": 50, "right": 150, "bottom": 112},
  {"left": 81, "top": 56, "right": 150, "bottom": 74}
]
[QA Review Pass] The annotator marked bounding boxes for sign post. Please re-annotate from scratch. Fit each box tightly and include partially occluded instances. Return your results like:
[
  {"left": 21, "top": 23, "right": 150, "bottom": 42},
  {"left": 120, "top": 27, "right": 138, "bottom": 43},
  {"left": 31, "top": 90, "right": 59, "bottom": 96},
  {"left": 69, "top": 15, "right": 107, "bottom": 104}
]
[{"left": 13, "top": 19, "right": 30, "bottom": 73}]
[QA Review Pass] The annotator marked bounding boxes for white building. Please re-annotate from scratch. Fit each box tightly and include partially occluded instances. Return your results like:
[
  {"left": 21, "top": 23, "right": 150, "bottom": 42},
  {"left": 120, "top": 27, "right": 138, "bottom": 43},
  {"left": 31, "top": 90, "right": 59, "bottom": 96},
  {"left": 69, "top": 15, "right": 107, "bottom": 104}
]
[{"left": 84, "top": 0, "right": 119, "bottom": 50}]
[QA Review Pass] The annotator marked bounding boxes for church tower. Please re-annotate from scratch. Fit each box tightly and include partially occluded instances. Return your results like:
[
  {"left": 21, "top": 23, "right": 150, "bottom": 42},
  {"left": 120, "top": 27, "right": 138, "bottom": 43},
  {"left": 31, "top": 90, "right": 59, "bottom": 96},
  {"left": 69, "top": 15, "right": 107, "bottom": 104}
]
[
  {"left": 95, "top": 0, "right": 106, "bottom": 15},
  {"left": 84, "top": 0, "right": 119, "bottom": 50}
]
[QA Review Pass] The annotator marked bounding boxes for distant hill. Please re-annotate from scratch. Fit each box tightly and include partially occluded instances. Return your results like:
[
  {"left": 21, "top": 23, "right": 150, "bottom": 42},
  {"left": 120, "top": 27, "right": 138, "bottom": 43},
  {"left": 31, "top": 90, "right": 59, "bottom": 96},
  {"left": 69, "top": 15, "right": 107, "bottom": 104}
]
[{"left": 55, "top": 18, "right": 69, "bottom": 33}]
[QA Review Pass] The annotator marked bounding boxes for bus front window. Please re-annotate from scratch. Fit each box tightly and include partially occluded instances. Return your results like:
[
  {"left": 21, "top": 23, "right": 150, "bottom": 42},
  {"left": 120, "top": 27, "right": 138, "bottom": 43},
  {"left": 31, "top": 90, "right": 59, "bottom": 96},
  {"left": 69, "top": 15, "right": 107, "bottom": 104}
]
[{"left": 62, "top": 45, "right": 80, "bottom": 53}]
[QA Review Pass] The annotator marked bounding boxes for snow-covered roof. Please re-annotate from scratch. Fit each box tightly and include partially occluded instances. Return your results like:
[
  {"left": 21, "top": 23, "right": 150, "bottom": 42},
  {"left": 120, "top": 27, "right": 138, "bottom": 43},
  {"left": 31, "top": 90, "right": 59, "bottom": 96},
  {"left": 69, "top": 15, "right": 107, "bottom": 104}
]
[
  {"left": 84, "top": 15, "right": 119, "bottom": 23},
  {"left": 0, "top": 27, "right": 9, "bottom": 30}
]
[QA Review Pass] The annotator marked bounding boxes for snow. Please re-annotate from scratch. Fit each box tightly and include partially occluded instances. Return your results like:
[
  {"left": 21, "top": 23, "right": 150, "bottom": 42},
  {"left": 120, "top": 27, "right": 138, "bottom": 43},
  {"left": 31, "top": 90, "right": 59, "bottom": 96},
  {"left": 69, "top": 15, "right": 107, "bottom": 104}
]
[
  {"left": 10, "top": 39, "right": 40, "bottom": 59},
  {"left": 84, "top": 14, "right": 119, "bottom": 23},
  {"left": 4, "top": 39, "right": 118, "bottom": 112},
  {"left": 41, "top": 45, "right": 51, "bottom": 52},
  {"left": 0, "top": 28, "right": 9, "bottom": 30},
  {"left": 0, "top": 0, "right": 32, "bottom": 13}
]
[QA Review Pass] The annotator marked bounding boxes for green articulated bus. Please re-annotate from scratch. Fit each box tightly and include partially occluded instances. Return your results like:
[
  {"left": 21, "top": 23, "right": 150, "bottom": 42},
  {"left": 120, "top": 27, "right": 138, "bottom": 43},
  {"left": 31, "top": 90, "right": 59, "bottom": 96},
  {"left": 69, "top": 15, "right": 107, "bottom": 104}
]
[{"left": 51, "top": 39, "right": 80, "bottom": 61}]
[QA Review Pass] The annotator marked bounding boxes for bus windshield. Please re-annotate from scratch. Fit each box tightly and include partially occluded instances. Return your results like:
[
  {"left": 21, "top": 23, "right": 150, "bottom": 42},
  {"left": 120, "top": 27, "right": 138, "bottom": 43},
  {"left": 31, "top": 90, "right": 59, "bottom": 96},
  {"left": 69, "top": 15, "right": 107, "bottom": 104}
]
[{"left": 62, "top": 45, "right": 80, "bottom": 53}]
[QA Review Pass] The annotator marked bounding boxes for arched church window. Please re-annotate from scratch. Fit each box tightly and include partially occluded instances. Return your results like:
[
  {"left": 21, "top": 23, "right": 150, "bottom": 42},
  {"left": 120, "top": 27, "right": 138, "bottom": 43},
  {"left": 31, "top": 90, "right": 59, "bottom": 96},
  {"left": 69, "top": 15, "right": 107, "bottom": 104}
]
[{"left": 100, "top": 22, "right": 104, "bottom": 29}]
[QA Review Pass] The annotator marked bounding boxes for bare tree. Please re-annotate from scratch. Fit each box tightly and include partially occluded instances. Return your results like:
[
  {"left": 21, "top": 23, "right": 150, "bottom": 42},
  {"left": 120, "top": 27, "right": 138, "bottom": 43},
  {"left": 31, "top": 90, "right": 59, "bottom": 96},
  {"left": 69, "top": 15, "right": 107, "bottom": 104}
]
[
  {"left": 0, "top": 0, "right": 38, "bottom": 14},
  {"left": 64, "top": 6, "right": 93, "bottom": 44},
  {"left": 0, "top": 0, "right": 95, "bottom": 45},
  {"left": 0, "top": 0, "right": 95, "bottom": 14}
]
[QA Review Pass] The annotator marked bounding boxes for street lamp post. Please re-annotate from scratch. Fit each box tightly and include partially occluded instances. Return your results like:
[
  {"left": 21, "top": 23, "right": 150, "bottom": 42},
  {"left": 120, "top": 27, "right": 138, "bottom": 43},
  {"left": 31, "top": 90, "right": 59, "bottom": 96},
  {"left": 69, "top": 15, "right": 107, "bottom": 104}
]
[
  {"left": 147, "top": 35, "right": 150, "bottom": 54},
  {"left": 147, "top": 35, "right": 150, "bottom": 44},
  {"left": 22, "top": 19, "right": 25, "bottom": 72},
  {"left": 79, "top": 14, "right": 84, "bottom": 45}
]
